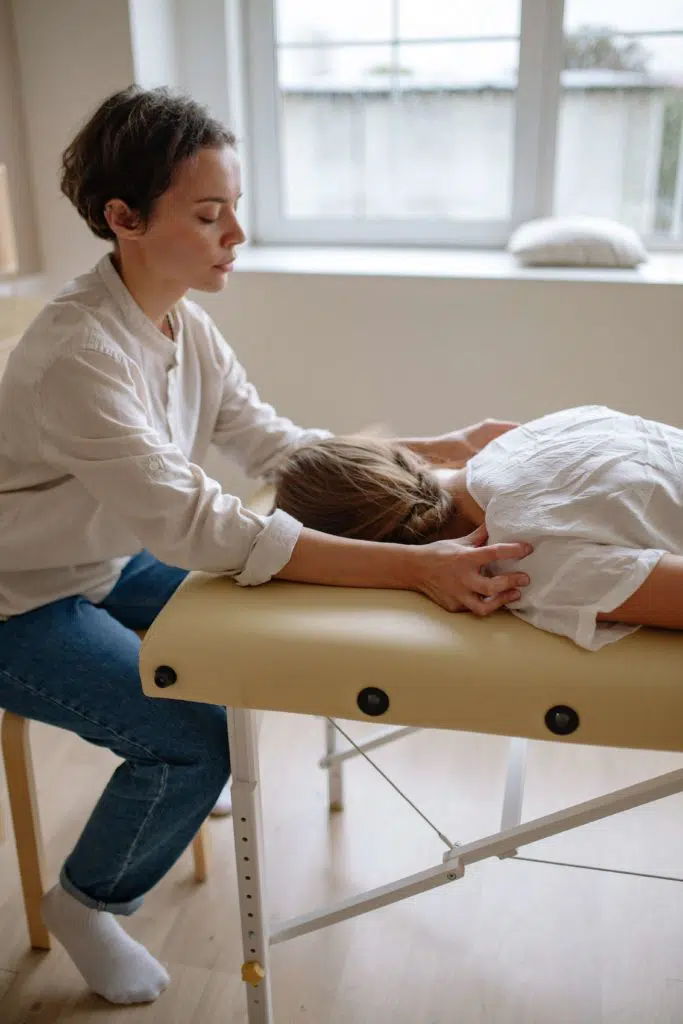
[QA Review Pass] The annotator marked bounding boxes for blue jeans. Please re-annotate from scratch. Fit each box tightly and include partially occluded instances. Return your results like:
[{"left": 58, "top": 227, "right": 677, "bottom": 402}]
[{"left": 0, "top": 552, "right": 230, "bottom": 915}]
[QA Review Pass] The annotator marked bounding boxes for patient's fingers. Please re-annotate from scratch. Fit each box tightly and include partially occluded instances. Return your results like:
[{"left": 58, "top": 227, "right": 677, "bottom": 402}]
[{"left": 463, "top": 589, "right": 521, "bottom": 616}]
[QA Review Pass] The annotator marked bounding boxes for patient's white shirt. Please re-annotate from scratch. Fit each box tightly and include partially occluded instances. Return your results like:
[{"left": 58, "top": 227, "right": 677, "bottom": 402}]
[{"left": 466, "top": 406, "right": 683, "bottom": 650}]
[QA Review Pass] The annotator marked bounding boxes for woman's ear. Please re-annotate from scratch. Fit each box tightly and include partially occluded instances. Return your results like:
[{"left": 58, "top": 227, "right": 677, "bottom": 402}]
[{"left": 104, "top": 199, "right": 144, "bottom": 240}]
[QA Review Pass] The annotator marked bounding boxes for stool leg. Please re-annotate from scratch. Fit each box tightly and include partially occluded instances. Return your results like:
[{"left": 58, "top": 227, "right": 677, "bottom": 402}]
[
  {"left": 1, "top": 713, "right": 51, "bottom": 950},
  {"left": 325, "top": 718, "right": 344, "bottom": 812},
  {"left": 192, "top": 821, "right": 211, "bottom": 882},
  {"left": 228, "top": 707, "right": 273, "bottom": 1024}
]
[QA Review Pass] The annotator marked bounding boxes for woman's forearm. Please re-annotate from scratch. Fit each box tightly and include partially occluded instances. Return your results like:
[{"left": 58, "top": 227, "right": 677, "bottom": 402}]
[
  {"left": 399, "top": 434, "right": 471, "bottom": 466},
  {"left": 596, "top": 554, "right": 683, "bottom": 630},
  {"left": 274, "top": 525, "right": 533, "bottom": 616},
  {"left": 396, "top": 420, "right": 520, "bottom": 467},
  {"left": 275, "top": 527, "right": 414, "bottom": 590}
]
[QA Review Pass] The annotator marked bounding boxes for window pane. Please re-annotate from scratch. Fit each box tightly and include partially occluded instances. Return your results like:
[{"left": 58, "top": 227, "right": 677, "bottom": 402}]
[
  {"left": 564, "top": 0, "right": 683, "bottom": 37},
  {"left": 555, "top": 2, "right": 683, "bottom": 239},
  {"left": 275, "top": 2, "right": 521, "bottom": 222},
  {"left": 276, "top": 0, "right": 393, "bottom": 45},
  {"left": 399, "top": 0, "right": 521, "bottom": 41}
]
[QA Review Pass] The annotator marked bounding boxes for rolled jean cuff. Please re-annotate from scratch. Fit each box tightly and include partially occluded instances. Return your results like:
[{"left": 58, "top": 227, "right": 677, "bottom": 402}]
[{"left": 59, "top": 865, "right": 144, "bottom": 917}]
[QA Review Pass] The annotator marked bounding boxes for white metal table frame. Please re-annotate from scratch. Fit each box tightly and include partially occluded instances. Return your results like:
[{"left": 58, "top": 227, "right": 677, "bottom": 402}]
[{"left": 228, "top": 708, "right": 683, "bottom": 1023}]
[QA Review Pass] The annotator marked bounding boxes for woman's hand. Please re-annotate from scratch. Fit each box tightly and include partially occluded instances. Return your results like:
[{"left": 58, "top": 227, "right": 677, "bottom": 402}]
[
  {"left": 408, "top": 524, "right": 532, "bottom": 614},
  {"left": 398, "top": 419, "right": 520, "bottom": 467},
  {"left": 278, "top": 524, "right": 531, "bottom": 616},
  {"left": 456, "top": 419, "right": 520, "bottom": 459}
]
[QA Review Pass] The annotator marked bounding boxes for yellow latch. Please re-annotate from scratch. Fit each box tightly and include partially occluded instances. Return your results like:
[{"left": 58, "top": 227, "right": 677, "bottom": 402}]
[{"left": 241, "top": 961, "right": 266, "bottom": 987}]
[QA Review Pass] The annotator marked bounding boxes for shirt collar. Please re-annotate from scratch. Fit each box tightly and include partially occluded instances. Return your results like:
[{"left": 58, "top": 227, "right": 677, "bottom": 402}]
[{"left": 96, "top": 254, "right": 178, "bottom": 355}]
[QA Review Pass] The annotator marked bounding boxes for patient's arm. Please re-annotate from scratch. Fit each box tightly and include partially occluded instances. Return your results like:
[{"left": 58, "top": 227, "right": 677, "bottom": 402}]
[{"left": 596, "top": 554, "right": 683, "bottom": 630}]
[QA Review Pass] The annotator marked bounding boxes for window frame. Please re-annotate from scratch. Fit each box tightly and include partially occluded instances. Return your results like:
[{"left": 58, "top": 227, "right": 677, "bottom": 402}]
[{"left": 243, "top": 0, "right": 681, "bottom": 249}]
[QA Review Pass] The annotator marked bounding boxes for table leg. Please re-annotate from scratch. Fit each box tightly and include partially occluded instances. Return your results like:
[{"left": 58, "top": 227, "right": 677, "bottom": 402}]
[
  {"left": 228, "top": 707, "right": 274, "bottom": 1023},
  {"left": 325, "top": 718, "right": 344, "bottom": 812},
  {"left": 499, "top": 737, "right": 528, "bottom": 859}
]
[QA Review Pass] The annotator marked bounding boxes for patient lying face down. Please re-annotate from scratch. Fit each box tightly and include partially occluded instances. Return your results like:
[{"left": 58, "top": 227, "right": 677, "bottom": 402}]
[
  {"left": 274, "top": 436, "right": 475, "bottom": 546},
  {"left": 274, "top": 407, "right": 683, "bottom": 651}
]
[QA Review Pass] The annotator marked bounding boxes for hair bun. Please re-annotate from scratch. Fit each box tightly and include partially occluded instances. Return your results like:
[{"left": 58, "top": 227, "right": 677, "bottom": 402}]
[
  {"left": 395, "top": 472, "right": 453, "bottom": 543},
  {"left": 415, "top": 469, "right": 443, "bottom": 503}
]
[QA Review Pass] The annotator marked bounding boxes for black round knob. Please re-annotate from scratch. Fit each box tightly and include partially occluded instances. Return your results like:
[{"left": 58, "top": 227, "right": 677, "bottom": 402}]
[
  {"left": 545, "top": 704, "right": 579, "bottom": 736},
  {"left": 357, "top": 686, "right": 390, "bottom": 717},
  {"left": 154, "top": 665, "right": 178, "bottom": 688}
]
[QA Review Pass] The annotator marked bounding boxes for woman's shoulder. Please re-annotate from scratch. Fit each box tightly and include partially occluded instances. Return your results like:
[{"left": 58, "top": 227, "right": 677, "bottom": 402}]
[
  {"left": 10, "top": 301, "right": 129, "bottom": 395},
  {"left": 22, "top": 300, "right": 122, "bottom": 356},
  {"left": 17, "top": 258, "right": 146, "bottom": 371}
]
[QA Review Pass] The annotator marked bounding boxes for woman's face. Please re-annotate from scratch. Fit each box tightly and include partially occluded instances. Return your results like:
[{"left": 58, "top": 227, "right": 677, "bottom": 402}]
[{"left": 119, "top": 144, "right": 246, "bottom": 293}]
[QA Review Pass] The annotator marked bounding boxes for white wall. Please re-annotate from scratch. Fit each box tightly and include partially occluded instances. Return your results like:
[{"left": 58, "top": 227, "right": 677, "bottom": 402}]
[
  {"left": 198, "top": 270, "right": 683, "bottom": 497},
  {"left": 10, "top": 0, "right": 135, "bottom": 292},
  {"left": 0, "top": 0, "right": 39, "bottom": 273},
  {"left": 9, "top": 0, "right": 240, "bottom": 293}
]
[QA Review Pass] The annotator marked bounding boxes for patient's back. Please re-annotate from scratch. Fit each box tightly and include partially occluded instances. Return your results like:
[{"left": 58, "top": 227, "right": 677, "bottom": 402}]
[
  {"left": 467, "top": 405, "right": 683, "bottom": 553},
  {"left": 466, "top": 405, "right": 683, "bottom": 650}
]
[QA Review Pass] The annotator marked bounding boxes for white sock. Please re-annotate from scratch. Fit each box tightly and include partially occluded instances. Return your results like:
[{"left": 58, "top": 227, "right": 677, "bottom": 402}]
[
  {"left": 41, "top": 884, "right": 170, "bottom": 1004},
  {"left": 210, "top": 780, "right": 232, "bottom": 817}
]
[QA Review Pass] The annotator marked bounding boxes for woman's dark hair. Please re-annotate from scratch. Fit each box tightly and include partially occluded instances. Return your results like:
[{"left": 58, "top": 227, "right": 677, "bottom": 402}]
[{"left": 60, "top": 85, "right": 236, "bottom": 240}]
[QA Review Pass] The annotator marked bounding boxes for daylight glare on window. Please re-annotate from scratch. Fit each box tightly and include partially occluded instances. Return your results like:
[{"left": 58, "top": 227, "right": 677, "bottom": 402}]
[
  {"left": 556, "top": 0, "right": 683, "bottom": 239},
  {"left": 269, "top": 0, "right": 683, "bottom": 243},
  {"left": 274, "top": 0, "right": 521, "bottom": 222}
]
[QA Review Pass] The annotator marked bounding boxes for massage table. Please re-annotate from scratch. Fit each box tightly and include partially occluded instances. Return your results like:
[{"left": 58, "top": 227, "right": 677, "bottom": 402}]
[{"left": 139, "top": 539, "right": 683, "bottom": 1023}]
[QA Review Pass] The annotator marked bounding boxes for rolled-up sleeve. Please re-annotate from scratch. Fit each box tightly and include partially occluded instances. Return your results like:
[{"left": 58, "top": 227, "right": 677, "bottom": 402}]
[
  {"left": 210, "top": 325, "right": 331, "bottom": 479},
  {"left": 37, "top": 343, "right": 302, "bottom": 584}
]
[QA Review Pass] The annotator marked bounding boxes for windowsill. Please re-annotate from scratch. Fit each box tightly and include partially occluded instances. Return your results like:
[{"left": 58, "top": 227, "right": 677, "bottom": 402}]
[
  {"left": 3, "top": 249, "right": 683, "bottom": 299},
  {"left": 234, "top": 245, "right": 683, "bottom": 285}
]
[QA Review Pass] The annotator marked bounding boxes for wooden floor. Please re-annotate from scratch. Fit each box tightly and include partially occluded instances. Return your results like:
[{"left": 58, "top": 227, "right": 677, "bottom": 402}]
[{"left": 2, "top": 713, "right": 683, "bottom": 1023}]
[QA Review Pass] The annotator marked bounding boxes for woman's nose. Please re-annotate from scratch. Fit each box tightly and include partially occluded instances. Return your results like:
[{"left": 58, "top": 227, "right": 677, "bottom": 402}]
[{"left": 223, "top": 216, "right": 246, "bottom": 248}]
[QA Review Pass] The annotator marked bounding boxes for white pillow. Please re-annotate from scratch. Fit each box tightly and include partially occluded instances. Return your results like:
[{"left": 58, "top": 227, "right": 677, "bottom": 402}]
[{"left": 508, "top": 216, "right": 647, "bottom": 269}]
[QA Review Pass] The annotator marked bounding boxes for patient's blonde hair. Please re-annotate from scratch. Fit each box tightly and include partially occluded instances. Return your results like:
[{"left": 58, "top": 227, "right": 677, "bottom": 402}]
[{"left": 274, "top": 437, "right": 455, "bottom": 544}]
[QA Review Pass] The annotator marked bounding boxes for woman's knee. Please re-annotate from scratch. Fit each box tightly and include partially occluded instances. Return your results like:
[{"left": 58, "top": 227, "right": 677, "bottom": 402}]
[
  {"left": 158, "top": 701, "right": 230, "bottom": 795},
  {"left": 197, "top": 704, "right": 231, "bottom": 795}
]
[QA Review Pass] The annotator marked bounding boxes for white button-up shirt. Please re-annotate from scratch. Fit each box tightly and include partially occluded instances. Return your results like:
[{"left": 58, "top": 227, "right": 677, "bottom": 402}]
[{"left": 0, "top": 255, "right": 329, "bottom": 617}]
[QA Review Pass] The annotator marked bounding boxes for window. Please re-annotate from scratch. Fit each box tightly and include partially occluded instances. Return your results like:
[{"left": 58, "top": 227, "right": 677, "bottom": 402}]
[
  {"left": 556, "top": 1, "right": 683, "bottom": 240},
  {"left": 244, "top": 0, "right": 683, "bottom": 247}
]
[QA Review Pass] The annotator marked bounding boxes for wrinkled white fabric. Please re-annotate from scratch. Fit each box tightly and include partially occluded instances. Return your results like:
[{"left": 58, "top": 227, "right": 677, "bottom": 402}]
[
  {"left": 466, "top": 406, "right": 682, "bottom": 649},
  {"left": 0, "top": 255, "right": 329, "bottom": 616}
]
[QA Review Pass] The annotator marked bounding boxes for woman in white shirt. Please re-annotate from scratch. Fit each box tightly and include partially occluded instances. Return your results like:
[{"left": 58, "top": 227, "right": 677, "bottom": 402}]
[
  {"left": 274, "top": 405, "right": 683, "bottom": 652},
  {"left": 0, "top": 86, "right": 532, "bottom": 1004}
]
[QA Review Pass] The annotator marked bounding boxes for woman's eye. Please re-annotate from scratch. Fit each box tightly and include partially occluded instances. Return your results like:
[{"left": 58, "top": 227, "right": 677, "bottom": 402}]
[{"left": 198, "top": 216, "right": 218, "bottom": 224}]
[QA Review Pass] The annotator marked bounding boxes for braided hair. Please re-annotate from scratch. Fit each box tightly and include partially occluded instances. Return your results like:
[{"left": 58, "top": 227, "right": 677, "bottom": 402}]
[{"left": 274, "top": 437, "right": 456, "bottom": 544}]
